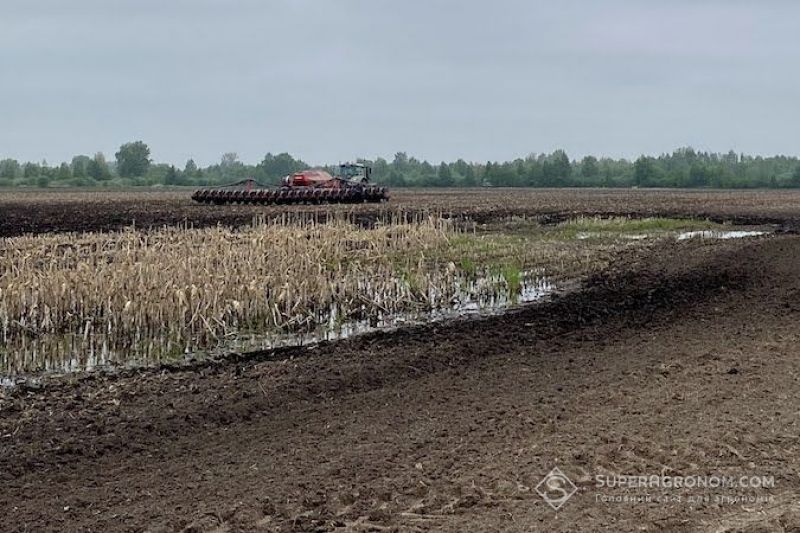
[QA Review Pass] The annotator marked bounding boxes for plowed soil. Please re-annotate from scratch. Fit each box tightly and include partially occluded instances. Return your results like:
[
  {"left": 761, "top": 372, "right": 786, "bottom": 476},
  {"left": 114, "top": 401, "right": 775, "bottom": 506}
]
[
  {"left": 3, "top": 231, "right": 800, "bottom": 532},
  {"left": 3, "top": 188, "right": 800, "bottom": 236}
]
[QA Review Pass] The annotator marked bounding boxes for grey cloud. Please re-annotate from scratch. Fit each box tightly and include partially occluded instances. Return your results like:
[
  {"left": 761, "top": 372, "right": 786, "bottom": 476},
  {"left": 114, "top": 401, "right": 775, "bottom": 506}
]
[{"left": 0, "top": 0, "right": 798, "bottom": 166}]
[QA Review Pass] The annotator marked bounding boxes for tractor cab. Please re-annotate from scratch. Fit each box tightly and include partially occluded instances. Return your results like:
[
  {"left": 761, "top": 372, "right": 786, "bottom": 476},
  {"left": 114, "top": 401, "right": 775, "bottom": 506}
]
[{"left": 338, "top": 162, "right": 372, "bottom": 183}]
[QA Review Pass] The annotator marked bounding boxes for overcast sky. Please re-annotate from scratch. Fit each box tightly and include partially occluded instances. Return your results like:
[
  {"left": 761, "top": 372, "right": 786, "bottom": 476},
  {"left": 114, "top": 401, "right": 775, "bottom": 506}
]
[{"left": 1, "top": 0, "right": 798, "bottom": 166}]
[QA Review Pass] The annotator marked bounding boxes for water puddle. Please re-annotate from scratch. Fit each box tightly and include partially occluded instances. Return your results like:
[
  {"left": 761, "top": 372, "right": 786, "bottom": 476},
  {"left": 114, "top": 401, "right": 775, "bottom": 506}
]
[
  {"left": 577, "top": 229, "right": 770, "bottom": 241},
  {"left": 676, "top": 230, "right": 768, "bottom": 240},
  {"left": 576, "top": 232, "right": 650, "bottom": 240},
  {"left": 205, "top": 274, "right": 556, "bottom": 358},
  {"left": 0, "top": 270, "right": 559, "bottom": 380}
]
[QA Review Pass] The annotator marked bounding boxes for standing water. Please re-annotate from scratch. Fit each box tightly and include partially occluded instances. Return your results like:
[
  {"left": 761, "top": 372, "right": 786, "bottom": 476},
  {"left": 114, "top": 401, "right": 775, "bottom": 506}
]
[
  {"left": 676, "top": 230, "right": 767, "bottom": 240},
  {"left": 0, "top": 270, "right": 557, "bottom": 378}
]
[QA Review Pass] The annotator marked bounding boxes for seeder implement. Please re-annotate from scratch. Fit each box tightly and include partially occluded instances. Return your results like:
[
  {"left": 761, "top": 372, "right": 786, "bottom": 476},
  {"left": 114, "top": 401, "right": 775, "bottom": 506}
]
[{"left": 192, "top": 163, "right": 389, "bottom": 205}]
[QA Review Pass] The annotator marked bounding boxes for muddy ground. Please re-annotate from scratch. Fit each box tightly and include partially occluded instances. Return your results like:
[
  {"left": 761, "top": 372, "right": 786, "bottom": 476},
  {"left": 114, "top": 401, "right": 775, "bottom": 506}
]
[
  {"left": 2, "top": 229, "right": 800, "bottom": 531},
  {"left": 4, "top": 188, "right": 800, "bottom": 236}
]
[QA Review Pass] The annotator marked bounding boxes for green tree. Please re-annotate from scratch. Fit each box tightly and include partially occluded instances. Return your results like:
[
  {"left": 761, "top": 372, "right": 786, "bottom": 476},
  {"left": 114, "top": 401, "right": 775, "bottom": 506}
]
[
  {"left": 256, "top": 153, "right": 307, "bottom": 183},
  {"left": 386, "top": 170, "right": 406, "bottom": 186},
  {"left": 791, "top": 165, "right": 800, "bottom": 187},
  {"left": 164, "top": 165, "right": 179, "bottom": 185},
  {"left": 515, "top": 160, "right": 526, "bottom": 185},
  {"left": 23, "top": 162, "right": 40, "bottom": 178},
  {"left": 392, "top": 152, "right": 409, "bottom": 172},
  {"left": 57, "top": 162, "right": 72, "bottom": 180},
  {"left": 219, "top": 152, "right": 245, "bottom": 180},
  {"left": 483, "top": 162, "right": 495, "bottom": 186},
  {"left": 220, "top": 152, "right": 239, "bottom": 167},
  {"left": 87, "top": 152, "right": 112, "bottom": 181},
  {"left": 184, "top": 158, "right": 198, "bottom": 176},
  {"left": 115, "top": 141, "right": 151, "bottom": 177},
  {"left": 461, "top": 163, "right": 477, "bottom": 186},
  {"left": 453, "top": 159, "right": 469, "bottom": 177},
  {"left": 541, "top": 150, "right": 571, "bottom": 185},
  {"left": 581, "top": 156, "right": 599, "bottom": 179},
  {"left": 371, "top": 157, "right": 389, "bottom": 183},
  {"left": 71, "top": 155, "right": 91, "bottom": 178},
  {"left": 437, "top": 162, "right": 453, "bottom": 186},
  {"left": 552, "top": 150, "right": 571, "bottom": 180},
  {"left": 0, "top": 159, "right": 20, "bottom": 179},
  {"left": 634, "top": 156, "right": 655, "bottom": 187},
  {"left": 689, "top": 163, "right": 709, "bottom": 187}
]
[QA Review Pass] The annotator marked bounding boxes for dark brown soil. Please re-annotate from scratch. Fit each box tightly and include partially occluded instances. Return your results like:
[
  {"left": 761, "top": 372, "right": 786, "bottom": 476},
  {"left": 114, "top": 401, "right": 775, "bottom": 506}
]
[
  {"left": 2, "top": 233, "right": 800, "bottom": 532},
  {"left": 3, "top": 188, "right": 800, "bottom": 237}
]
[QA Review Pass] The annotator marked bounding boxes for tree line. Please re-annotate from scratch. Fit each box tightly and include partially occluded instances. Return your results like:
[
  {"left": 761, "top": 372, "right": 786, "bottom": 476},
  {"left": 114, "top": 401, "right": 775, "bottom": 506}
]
[{"left": 1, "top": 142, "right": 800, "bottom": 189}]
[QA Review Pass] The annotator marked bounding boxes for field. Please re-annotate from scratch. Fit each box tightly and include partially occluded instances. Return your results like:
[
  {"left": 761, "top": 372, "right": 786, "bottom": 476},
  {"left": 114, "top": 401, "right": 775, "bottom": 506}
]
[
  {"left": 3, "top": 187, "right": 800, "bottom": 237},
  {"left": 2, "top": 188, "right": 800, "bottom": 532}
]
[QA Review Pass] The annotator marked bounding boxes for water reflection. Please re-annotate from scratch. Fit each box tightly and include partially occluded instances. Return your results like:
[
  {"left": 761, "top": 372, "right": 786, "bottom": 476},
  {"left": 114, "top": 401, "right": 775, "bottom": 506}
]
[
  {"left": 1, "top": 270, "right": 556, "bottom": 377},
  {"left": 676, "top": 230, "right": 767, "bottom": 240}
]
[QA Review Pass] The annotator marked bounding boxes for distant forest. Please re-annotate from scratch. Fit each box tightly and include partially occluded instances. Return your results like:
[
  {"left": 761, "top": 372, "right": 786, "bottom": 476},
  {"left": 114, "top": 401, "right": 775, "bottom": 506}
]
[{"left": 2, "top": 141, "right": 800, "bottom": 189}]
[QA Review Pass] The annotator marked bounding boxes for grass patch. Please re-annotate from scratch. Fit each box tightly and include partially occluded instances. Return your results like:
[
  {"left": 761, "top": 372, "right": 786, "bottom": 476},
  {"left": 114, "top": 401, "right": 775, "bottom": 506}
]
[
  {"left": 555, "top": 216, "right": 722, "bottom": 239},
  {"left": 499, "top": 263, "right": 522, "bottom": 295},
  {"left": 459, "top": 257, "right": 477, "bottom": 275}
]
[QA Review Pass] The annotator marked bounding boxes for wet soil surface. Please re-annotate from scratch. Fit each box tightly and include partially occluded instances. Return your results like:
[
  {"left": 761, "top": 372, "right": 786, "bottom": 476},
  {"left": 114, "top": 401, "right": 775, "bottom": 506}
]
[
  {"left": 2, "top": 234, "right": 800, "bottom": 531},
  {"left": 3, "top": 188, "right": 800, "bottom": 237}
]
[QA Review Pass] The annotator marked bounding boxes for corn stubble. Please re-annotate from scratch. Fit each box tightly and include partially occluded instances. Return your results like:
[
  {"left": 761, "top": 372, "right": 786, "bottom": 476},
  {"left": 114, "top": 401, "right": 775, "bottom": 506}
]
[
  {"left": 0, "top": 214, "right": 477, "bottom": 371},
  {"left": 0, "top": 212, "right": 628, "bottom": 374}
]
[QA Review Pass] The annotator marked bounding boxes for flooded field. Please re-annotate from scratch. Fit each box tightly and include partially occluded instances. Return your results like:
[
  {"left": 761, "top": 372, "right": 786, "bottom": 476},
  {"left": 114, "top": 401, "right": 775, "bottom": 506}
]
[
  {"left": 1, "top": 270, "right": 556, "bottom": 376},
  {"left": 0, "top": 207, "right": 772, "bottom": 377},
  {"left": 0, "top": 213, "right": 573, "bottom": 377}
]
